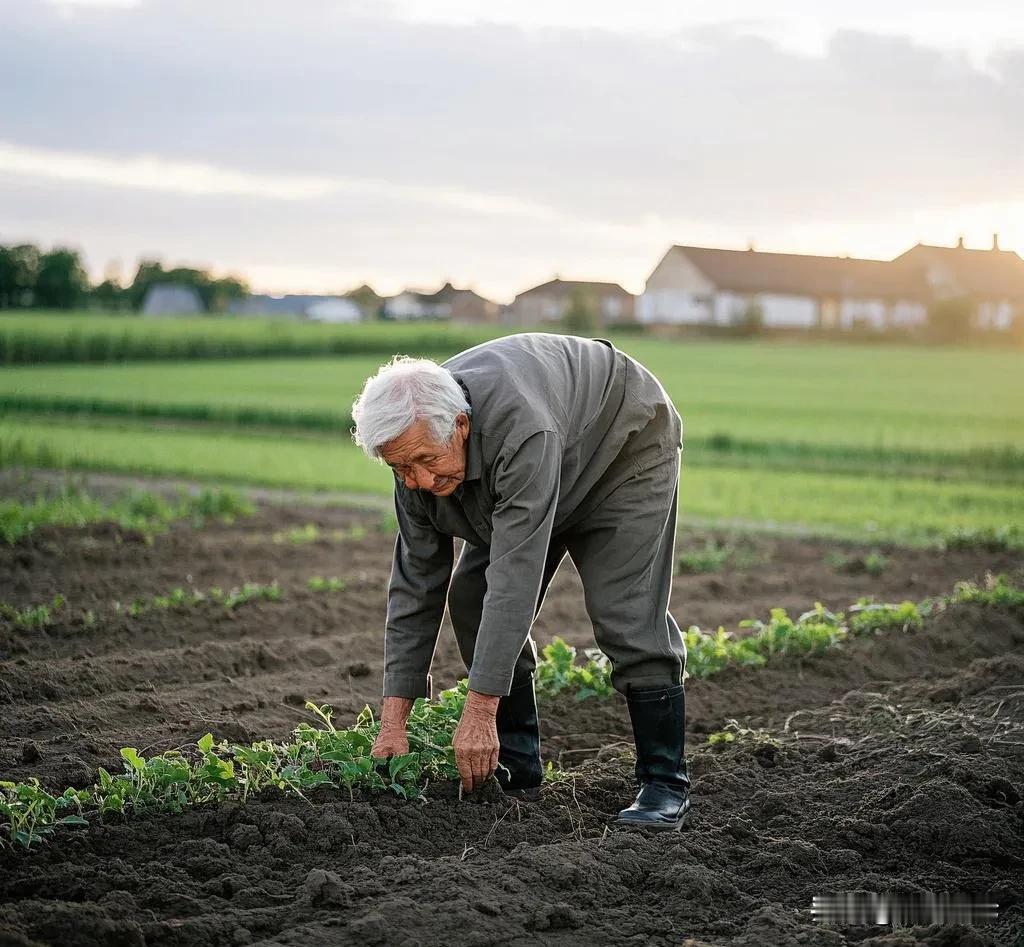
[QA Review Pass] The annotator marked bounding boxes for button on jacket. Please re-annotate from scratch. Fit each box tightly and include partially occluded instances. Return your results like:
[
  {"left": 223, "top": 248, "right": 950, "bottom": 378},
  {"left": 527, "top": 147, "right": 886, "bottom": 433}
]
[{"left": 383, "top": 332, "right": 683, "bottom": 698}]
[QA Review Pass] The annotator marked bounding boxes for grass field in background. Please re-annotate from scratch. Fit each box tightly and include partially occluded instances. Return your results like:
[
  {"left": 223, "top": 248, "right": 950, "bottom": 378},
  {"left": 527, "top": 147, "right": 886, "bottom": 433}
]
[
  {"left": 1, "top": 339, "right": 1022, "bottom": 477},
  {"left": 1, "top": 317, "right": 1022, "bottom": 544},
  {"left": 0, "top": 312, "right": 509, "bottom": 363},
  {"left": 2, "top": 415, "right": 1022, "bottom": 545}
]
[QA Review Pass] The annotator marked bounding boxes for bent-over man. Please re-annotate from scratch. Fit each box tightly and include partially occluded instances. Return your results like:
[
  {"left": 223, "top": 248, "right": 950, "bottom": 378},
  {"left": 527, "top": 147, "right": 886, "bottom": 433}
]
[{"left": 351, "top": 331, "right": 690, "bottom": 830}]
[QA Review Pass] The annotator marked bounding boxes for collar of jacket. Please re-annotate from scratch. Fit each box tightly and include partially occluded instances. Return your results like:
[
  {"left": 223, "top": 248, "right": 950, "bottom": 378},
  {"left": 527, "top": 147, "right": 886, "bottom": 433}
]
[{"left": 455, "top": 376, "right": 483, "bottom": 483}]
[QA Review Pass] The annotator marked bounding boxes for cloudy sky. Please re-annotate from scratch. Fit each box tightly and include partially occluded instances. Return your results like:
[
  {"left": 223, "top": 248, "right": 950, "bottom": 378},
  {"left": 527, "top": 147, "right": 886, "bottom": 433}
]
[{"left": 2, "top": 0, "right": 1023, "bottom": 300}]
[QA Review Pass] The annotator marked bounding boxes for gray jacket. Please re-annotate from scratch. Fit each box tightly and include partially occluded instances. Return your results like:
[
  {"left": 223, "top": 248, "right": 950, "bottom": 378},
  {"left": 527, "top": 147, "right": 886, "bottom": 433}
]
[{"left": 383, "top": 332, "right": 683, "bottom": 697}]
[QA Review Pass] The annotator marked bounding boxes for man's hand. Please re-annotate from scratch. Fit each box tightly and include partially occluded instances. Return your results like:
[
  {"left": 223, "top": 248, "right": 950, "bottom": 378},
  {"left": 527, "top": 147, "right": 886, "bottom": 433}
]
[
  {"left": 371, "top": 696, "right": 414, "bottom": 759},
  {"left": 452, "top": 689, "right": 501, "bottom": 793}
]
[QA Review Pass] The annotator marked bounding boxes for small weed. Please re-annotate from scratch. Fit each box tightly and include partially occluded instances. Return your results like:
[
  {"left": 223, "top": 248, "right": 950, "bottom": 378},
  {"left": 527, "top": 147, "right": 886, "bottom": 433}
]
[
  {"left": 273, "top": 523, "right": 321, "bottom": 545},
  {"left": 825, "top": 548, "right": 889, "bottom": 576},
  {"left": 330, "top": 524, "right": 368, "bottom": 542},
  {"left": 939, "top": 525, "right": 1020, "bottom": 553},
  {"left": 677, "top": 539, "right": 732, "bottom": 574},
  {"left": 308, "top": 576, "right": 346, "bottom": 593},
  {"left": 705, "top": 719, "right": 780, "bottom": 749},
  {"left": 677, "top": 537, "right": 766, "bottom": 574}
]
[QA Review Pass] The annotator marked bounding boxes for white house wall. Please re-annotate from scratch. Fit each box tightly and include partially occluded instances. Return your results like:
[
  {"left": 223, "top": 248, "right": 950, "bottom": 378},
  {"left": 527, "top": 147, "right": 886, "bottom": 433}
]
[
  {"left": 638, "top": 290, "right": 711, "bottom": 324},
  {"left": 889, "top": 301, "right": 928, "bottom": 328},
  {"left": 838, "top": 298, "right": 886, "bottom": 330},
  {"left": 760, "top": 294, "right": 817, "bottom": 328},
  {"left": 638, "top": 248, "right": 716, "bottom": 323}
]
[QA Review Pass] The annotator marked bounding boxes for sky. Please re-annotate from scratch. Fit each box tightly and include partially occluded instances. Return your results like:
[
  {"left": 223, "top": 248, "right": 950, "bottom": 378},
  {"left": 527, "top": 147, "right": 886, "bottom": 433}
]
[{"left": 2, "top": 0, "right": 1023, "bottom": 301}]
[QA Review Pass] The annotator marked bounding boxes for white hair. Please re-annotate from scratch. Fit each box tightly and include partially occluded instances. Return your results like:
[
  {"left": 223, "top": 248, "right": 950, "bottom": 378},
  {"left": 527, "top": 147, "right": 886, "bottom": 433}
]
[{"left": 351, "top": 355, "right": 471, "bottom": 461}]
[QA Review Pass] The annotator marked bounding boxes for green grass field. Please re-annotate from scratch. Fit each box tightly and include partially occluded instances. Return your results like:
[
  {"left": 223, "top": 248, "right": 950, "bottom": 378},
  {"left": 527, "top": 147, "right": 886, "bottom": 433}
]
[
  {"left": 0, "top": 312, "right": 509, "bottom": 364},
  {"left": 1, "top": 316, "right": 1022, "bottom": 544},
  {"left": 3, "top": 415, "right": 1021, "bottom": 544}
]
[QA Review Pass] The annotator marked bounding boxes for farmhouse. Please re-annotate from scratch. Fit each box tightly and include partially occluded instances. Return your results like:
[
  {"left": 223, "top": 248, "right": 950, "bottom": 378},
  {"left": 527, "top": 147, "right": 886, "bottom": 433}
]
[
  {"left": 382, "top": 282, "right": 500, "bottom": 322},
  {"left": 506, "top": 278, "right": 636, "bottom": 327},
  {"left": 638, "top": 237, "right": 1024, "bottom": 332},
  {"left": 892, "top": 236, "right": 1024, "bottom": 331},
  {"left": 141, "top": 282, "right": 205, "bottom": 316},
  {"left": 637, "top": 245, "right": 928, "bottom": 330},
  {"left": 229, "top": 294, "right": 364, "bottom": 322}
]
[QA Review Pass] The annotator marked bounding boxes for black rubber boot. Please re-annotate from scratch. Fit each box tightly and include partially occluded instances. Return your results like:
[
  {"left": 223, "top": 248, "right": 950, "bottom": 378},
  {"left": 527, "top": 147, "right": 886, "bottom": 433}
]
[
  {"left": 614, "top": 683, "right": 691, "bottom": 831},
  {"left": 494, "top": 677, "right": 544, "bottom": 800}
]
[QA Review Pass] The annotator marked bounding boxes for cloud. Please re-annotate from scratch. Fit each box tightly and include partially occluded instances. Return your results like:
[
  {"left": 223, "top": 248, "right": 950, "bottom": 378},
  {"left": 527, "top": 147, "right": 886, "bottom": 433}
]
[{"left": 2, "top": 1, "right": 1022, "bottom": 296}]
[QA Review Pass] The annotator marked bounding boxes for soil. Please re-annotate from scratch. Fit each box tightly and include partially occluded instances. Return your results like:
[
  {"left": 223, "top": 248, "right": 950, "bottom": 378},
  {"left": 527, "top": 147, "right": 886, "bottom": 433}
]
[{"left": 1, "top": 477, "right": 1022, "bottom": 946}]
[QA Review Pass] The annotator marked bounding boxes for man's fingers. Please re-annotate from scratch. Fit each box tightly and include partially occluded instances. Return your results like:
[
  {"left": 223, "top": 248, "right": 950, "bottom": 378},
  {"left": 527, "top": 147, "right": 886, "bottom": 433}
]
[
  {"left": 474, "top": 750, "right": 493, "bottom": 790},
  {"left": 457, "top": 755, "right": 474, "bottom": 793}
]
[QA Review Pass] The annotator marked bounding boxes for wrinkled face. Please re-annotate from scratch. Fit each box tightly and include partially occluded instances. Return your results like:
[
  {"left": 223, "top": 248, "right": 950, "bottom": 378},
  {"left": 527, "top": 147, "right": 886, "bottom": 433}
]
[{"left": 378, "top": 413, "right": 470, "bottom": 496}]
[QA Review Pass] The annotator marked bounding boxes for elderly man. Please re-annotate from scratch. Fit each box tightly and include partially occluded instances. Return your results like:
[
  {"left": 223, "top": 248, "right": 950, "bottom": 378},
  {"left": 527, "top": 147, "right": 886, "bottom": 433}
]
[{"left": 351, "top": 332, "right": 690, "bottom": 830}]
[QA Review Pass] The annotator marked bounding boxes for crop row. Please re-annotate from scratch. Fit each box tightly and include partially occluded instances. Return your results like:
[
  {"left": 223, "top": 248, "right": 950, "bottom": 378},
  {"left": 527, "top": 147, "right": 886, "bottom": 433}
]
[
  {"left": 540, "top": 572, "right": 1022, "bottom": 696},
  {"left": 0, "top": 315, "right": 507, "bottom": 364},
  {"left": 0, "top": 484, "right": 255, "bottom": 544},
  {"left": 0, "top": 576, "right": 349, "bottom": 630},
  {"left": 3, "top": 572, "right": 1020, "bottom": 850},
  {"left": 4, "top": 418, "right": 1022, "bottom": 547},
  {"left": 6, "top": 394, "right": 1023, "bottom": 485}
]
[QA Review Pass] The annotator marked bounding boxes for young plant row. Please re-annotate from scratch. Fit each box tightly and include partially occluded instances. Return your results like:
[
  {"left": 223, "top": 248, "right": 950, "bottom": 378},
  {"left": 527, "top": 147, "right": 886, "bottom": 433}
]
[
  {"left": 2, "top": 571, "right": 1020, "bottom": 850},
  {"left": 1, "top": 575, "right": 348, "bottom": 630},
  {"left": 115, "top": 582, "right": 284, "bottom": 618},
  {"left": 1, "top": 685, "right": 468, "bottom": 850},
  {"left": 0, "top": 484, "right": 254, "bottom": 544},
  {"left": 534, "top": 571, "right": 1024, "bottom": 698}
]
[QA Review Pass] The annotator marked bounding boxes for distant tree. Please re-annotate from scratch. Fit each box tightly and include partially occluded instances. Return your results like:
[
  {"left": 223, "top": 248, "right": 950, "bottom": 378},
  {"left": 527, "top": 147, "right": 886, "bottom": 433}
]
[
  {"left": 128, "top": 259, "right": 167, "bottom": 310},
  {"left": 736, "top": 299, "right": 764, "bottom": 337},
  {"left": 927, "top": 295, "right": 976, "bottom": 344},
  {"left": 92, "top": 278, "right": 128, "bottom": 311},
  {"left": 561, "top": 288, "right": 599, "bottom": 335},
  {"left": 203, "top": 275, "right": 249, "bottom": 313},
  {"left": 0, "top": 243, "right": 41, "bottom": 308},
  {"left": 34, "top": 247, "right": 90, "bottom": 309},
  {"left": 127, "top": 259, "right": 248, "bottom": 313}
]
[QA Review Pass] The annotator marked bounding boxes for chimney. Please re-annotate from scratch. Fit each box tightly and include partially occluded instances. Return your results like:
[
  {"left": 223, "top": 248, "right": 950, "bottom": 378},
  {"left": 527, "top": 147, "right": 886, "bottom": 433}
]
[
  {"left": 956, "top": 235, "right": 965, "bottom": 249},
  {"left": 993, "top": 233, "right": 1000, "bottom": 251}
]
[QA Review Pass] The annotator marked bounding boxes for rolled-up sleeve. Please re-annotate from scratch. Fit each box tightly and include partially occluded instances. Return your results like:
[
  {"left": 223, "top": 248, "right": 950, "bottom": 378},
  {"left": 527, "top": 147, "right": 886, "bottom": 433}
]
[
  {"left": 469, "top": 430, "right": 562, "bottom": 696},
  {"left": 383, "top": 490, "right": 454, "bottom": 698}
]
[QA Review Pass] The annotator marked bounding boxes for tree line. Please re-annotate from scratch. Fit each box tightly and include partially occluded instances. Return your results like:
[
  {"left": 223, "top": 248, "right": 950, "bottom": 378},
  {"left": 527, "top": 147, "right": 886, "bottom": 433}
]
[{"left": 0, "top": 243, "right": 248, "bottom": 313}]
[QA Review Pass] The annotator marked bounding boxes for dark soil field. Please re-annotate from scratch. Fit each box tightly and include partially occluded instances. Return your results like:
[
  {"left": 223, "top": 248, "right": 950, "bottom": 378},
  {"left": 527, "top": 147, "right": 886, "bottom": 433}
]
[{"left": 1, "top": 491, "right": 1022, "bottom": 946}]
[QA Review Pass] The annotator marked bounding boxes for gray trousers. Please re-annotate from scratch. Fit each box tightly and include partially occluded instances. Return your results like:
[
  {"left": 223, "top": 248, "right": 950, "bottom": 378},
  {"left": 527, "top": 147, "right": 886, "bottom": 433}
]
[{"left": 447, "top": 448, "right": 687, "bottom": 695}]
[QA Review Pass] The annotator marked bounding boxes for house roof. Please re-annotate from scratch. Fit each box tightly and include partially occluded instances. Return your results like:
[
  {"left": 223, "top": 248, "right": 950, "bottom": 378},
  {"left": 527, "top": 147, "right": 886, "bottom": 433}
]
[
  {"left": 388, "top": 283, "right": 495, "bottom": 306},
  {"left": 514, "top": 278, "right": 633, "bottom": 301},
  {"left": 423, "top": 282, "right": 493, "bottom": 305},
  {"left": 892, "top": 243, "right": 1024, "bottom": 300},
  {"left": 670, "top": 246, "right": 927, "bottom": 299}
]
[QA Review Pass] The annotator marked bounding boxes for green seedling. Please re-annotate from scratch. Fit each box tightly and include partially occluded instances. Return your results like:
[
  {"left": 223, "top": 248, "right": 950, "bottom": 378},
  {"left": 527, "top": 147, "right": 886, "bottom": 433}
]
[
  {"left": 0, "top": 593, "right": 66, "bottom": 630},
  {"left": 950, "top": 571, "right": 1024, "bottom": 607},
  {"left": 535, "top": 638, "right": 614, "bottom": 700}
]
